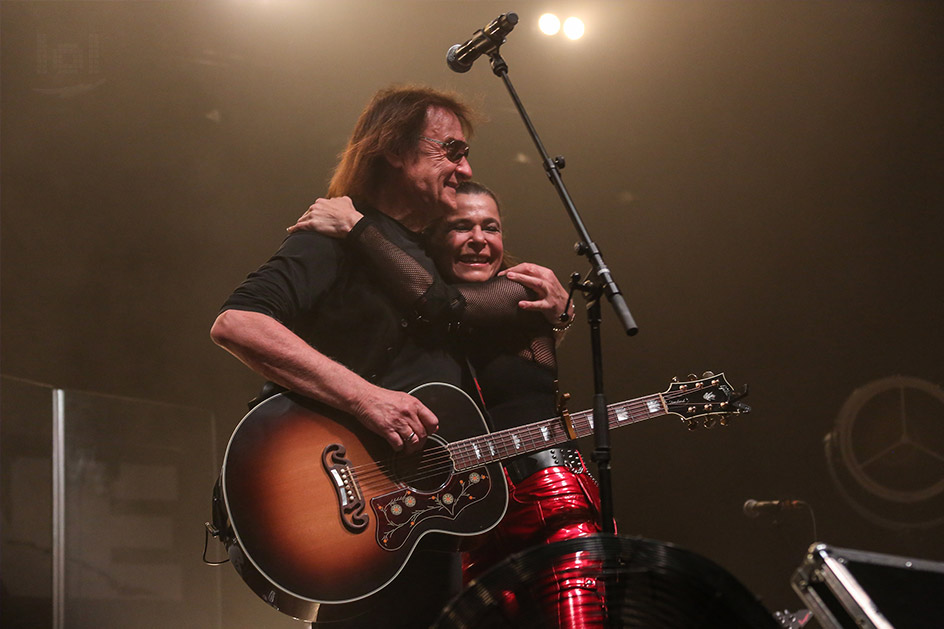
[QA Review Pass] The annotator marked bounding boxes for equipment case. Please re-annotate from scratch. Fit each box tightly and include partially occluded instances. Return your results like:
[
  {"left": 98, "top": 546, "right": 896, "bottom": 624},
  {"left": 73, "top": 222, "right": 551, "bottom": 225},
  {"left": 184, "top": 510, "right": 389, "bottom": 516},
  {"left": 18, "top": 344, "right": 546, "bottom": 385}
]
[{"left": 791, "top": 543, "right": 944, "bottom": 628}]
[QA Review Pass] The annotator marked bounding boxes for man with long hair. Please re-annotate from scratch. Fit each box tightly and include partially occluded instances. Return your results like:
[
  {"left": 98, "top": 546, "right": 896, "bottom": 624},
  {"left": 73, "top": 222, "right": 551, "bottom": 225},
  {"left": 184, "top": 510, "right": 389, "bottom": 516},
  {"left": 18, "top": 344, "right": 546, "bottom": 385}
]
[{"left": 212, "top": 86, "right": 569, "bottom": 627}]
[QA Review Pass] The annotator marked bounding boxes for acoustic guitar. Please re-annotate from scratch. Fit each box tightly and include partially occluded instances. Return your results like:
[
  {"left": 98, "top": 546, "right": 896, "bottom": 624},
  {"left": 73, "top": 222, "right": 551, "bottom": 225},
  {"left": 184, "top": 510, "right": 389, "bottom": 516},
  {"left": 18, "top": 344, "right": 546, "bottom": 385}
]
[{"left": 215, "top": 372, "right": 749, "bottom": 618}]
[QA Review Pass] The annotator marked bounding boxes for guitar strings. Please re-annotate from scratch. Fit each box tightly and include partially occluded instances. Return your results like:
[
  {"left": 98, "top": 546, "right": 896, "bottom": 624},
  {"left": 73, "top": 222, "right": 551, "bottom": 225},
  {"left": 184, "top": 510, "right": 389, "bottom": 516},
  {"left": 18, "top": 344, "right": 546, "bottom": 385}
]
[
  {"left": 350, "top": 405, "right": 588, "bottom": 487},
  {"left": 348, "top": 399, "right": 658, "bottom": 491},
  {"left": 351, "top": 391, "right": 719, "bottom": 488},
  {"left": 348, "top": 387, "right": 735, "bottom": 492}
]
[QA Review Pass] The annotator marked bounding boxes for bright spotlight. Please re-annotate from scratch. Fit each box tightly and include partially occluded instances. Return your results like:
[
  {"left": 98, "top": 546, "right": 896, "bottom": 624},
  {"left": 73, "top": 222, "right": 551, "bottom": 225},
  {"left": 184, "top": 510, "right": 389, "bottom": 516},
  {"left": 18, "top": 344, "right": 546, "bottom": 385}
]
[
  {"left": 539, "top": 13, "right": 561, "bottom": 36},
  {"left": 563, "top": 16, "right": 585, "bottom": 40}
]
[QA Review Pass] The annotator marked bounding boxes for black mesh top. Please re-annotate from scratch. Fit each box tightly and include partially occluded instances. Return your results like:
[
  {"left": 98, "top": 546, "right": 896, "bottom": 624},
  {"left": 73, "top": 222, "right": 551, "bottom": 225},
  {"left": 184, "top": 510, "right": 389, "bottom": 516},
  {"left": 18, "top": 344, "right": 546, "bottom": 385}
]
[{"left": 347, "top": 214, "right": 560, "bottom": 430}]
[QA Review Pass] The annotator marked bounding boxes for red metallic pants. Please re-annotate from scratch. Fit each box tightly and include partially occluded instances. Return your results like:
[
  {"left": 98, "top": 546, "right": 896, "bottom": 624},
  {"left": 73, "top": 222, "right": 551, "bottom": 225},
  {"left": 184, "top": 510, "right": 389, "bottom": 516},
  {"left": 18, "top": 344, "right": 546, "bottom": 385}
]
[{"left": 462, "top": 463, "right": 609, "bottom": 627}]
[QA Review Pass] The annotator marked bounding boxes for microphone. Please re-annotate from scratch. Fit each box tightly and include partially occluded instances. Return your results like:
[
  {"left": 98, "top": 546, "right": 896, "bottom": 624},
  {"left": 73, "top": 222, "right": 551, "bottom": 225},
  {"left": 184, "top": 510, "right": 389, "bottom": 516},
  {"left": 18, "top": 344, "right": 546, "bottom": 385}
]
[
  {"left": 447, "top": 13, "right": 519, "bottom": 73},
  {"left": 742, "top": 499, "right": 806, "bottom": 518}
]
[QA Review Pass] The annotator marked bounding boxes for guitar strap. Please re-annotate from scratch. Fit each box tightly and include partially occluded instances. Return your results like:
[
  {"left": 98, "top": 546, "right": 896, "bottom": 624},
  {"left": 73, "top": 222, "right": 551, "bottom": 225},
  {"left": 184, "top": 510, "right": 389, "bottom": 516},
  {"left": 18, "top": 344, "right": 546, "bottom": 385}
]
[
  {"left": 464, "top": 355, "right": 497, "bottom": 433},
  {"left": 246, "top": 380, "right": 287, "bottom": 409}
]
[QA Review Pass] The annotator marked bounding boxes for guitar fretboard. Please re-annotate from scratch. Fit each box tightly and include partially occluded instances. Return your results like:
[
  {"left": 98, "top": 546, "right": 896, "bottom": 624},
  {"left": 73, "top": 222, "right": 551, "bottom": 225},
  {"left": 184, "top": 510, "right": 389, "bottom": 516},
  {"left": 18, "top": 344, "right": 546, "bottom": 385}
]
[{"left": 447, "top": 394, "right": 667, "bottom": 472}]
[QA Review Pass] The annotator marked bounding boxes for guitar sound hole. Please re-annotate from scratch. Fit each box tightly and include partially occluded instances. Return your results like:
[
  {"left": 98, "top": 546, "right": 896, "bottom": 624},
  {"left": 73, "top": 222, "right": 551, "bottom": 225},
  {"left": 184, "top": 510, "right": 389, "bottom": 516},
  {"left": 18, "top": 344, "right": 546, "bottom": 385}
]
[{"left": 391, "top": 436, "right": 452, "bottom": 493}]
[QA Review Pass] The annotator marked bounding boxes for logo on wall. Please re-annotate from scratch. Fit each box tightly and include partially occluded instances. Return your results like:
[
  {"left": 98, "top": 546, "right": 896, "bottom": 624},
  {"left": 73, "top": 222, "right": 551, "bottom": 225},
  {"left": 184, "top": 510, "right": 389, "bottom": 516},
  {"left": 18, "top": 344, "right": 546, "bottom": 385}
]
[
  {"left": 30, "top": 6, "right": 106, "bottom": 99},
  {"left": 825, "top": 375, "right": 944, "bottom": 529}
]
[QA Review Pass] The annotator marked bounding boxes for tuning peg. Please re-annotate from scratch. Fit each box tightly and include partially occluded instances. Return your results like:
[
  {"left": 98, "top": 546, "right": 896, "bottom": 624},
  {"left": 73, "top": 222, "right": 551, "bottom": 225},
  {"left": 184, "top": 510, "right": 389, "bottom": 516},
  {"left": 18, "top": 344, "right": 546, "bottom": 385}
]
[
  {"left": 702, "top": 371, "right": 714, "bottom": 378},
  {"left": 687, "top": 373, "right": 698, "bottom": 381},
  {"left": 671, "top": 376, "right": 679, "bottom": 383},
  {"left": 556, "top": 391, "right": 571, "bottom": 412},
  {"left": 719, "top": 415, "right": 731, "bottom": 427},
  {"left": 684, "top": 418, "right": 698, "bottom": 431},
  {"left": 703, "top": 416, "right": 717, "bottom": 429}
]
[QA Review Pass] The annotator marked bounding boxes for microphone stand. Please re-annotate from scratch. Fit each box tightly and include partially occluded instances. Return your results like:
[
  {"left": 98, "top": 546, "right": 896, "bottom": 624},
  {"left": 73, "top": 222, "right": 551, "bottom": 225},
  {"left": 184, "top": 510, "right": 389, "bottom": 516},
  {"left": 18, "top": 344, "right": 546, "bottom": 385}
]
[{"left": 484, "top": 48, "right": 638, "bottom": 533}]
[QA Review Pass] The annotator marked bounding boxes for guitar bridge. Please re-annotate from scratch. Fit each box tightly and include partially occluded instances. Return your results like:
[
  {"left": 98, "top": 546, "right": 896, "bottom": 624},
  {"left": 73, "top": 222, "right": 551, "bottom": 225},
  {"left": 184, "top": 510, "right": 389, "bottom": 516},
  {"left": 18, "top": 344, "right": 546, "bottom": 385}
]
[{"left": 322, "top": 443, "right": 368, "bottom": 533}]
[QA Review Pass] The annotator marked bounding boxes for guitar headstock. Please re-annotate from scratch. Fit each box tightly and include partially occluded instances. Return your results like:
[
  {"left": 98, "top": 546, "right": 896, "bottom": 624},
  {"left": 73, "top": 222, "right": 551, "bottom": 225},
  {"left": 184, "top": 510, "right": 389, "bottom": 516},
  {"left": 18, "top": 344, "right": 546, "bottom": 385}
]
[{"left": 663, "top": 371, "right": 750, "bottom": 430}]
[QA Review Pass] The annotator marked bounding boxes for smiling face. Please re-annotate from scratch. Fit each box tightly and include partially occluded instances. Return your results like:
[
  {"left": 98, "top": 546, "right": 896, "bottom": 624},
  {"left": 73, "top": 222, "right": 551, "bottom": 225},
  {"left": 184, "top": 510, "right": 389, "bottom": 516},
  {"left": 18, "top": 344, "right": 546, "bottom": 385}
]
[
  {"left": 392, "top": 106, "right": 473, "bottom": 227},
  {"left": 428, "top": 191, "right": 504, "bottom": 283}
]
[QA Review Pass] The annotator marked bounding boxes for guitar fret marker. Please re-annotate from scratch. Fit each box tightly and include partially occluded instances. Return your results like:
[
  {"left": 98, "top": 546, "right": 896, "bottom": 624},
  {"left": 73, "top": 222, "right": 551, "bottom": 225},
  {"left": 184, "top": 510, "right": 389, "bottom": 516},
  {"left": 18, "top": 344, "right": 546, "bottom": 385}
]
[
  {"left": 512, "top": 434, "right": 521, "bottom": 450},
  {"left": 647, "top": 400, "right": 661, "bottom": 414},
  {"left": 616, "top": 409, "right": 628, "bottom": 423},
  {"left": 540, "top": 426, "right": 550, "bottom": 441},
  {"left": 472, "top": 443, "right": 481, "bottom": 459}
]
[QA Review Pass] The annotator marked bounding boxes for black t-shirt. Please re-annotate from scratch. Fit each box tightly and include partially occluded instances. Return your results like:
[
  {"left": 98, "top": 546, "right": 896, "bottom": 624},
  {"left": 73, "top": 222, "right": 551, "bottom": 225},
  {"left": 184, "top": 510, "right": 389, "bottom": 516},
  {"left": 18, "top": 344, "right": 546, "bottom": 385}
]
[
  {"left": 221, "top": 207, "right": 465, "bottom": 392},
  {"left": 220, "top": 208, "right": 472, "bottom": 627}
]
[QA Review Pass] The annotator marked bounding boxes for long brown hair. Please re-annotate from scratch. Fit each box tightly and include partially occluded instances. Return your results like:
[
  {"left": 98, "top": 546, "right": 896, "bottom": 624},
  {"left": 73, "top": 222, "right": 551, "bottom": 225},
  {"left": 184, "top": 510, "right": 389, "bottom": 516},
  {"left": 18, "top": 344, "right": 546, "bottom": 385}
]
[{"left": 328, "top": 85, "right": 475, "bottom": 205}]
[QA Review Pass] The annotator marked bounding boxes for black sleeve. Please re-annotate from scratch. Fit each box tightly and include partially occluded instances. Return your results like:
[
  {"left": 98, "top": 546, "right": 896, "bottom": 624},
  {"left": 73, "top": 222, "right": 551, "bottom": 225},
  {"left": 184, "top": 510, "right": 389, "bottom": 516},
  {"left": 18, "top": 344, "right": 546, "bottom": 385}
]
[
  {"left": 220, "top": 231, "right": 342, "bottom": 329},
  {"left": 348, "top": 216, "right": 539, "bottom": 327}
]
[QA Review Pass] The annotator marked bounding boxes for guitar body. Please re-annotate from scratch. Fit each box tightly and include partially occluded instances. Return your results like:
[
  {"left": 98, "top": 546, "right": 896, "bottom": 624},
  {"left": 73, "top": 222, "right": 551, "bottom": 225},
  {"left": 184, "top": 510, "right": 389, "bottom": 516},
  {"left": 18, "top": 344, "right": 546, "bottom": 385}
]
[{"left": 219, "top": 382, "right": 508, "bottom": 613}]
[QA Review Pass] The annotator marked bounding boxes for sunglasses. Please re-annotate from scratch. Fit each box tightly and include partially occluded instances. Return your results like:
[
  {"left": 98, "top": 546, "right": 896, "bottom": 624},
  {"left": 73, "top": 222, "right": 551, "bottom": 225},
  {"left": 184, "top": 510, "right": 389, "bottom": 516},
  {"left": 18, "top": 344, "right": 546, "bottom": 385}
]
[{"left": 419, "top": 136, "right": 470, "bottom": 163}]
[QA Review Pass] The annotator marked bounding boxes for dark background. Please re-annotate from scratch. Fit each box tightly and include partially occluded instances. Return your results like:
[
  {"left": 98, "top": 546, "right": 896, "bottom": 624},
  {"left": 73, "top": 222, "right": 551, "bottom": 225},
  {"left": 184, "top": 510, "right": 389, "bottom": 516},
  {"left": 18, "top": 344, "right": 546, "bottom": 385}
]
[{"left": 3, "top": 1, "right": 943, "bottom": 626}]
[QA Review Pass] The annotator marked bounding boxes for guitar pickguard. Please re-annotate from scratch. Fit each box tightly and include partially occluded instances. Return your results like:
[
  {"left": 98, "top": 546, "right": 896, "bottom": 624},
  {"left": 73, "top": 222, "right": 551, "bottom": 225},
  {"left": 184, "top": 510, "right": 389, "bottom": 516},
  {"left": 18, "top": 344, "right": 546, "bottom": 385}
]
[{"left": 371, "top": 468, "right": 492, "bottom": 550}]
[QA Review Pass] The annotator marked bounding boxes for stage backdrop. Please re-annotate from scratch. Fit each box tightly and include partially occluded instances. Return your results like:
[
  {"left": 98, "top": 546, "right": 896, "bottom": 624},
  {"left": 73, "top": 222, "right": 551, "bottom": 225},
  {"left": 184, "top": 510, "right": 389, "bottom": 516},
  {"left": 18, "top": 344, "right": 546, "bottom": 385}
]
[{"left": 3, "top": 1, "right": 943, "bottom": 627}]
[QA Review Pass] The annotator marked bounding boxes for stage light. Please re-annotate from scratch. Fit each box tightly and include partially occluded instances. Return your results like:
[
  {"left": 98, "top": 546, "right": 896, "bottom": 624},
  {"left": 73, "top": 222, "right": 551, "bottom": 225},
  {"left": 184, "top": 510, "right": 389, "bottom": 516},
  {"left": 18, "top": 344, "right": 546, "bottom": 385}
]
[
  {"left": 563, "top": 16, "right": 585, "bottom": 40},
  {"left": 539, "top": 13, "right": 561, "bottom": 36}
]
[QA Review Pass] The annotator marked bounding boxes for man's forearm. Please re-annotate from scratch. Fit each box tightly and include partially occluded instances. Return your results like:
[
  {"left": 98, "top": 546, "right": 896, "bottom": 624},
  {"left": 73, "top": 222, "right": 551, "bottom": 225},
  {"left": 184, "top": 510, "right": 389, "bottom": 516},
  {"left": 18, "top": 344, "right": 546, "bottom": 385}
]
[
  {"left": 210, "top": 309, "right": 439, "bottom": 451},
  {"left": 210, "top": 309, "right": 371, "bottom": 415}
]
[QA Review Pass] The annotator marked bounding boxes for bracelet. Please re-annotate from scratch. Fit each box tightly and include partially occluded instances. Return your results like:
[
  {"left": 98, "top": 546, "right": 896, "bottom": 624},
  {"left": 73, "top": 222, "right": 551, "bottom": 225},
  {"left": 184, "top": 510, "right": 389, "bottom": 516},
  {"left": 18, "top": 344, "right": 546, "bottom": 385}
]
[{"left": 552, "top": 314, "right": 575, "bottom": 333}]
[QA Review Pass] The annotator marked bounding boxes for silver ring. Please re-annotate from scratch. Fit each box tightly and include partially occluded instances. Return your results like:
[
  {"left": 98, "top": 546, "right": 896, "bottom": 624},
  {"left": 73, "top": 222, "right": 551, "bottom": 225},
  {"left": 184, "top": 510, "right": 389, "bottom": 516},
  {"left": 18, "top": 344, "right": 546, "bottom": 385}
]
[{"left": 408, "top": 431, "right": 417, "bottom": 440}]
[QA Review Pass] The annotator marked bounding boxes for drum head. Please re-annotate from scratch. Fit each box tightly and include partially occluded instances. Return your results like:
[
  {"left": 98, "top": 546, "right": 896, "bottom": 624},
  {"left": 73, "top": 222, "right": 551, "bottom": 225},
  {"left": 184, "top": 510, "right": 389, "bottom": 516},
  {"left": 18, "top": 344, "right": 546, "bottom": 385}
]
[{"left": 434, "top": 534, "right": 778, "bottom": 628}]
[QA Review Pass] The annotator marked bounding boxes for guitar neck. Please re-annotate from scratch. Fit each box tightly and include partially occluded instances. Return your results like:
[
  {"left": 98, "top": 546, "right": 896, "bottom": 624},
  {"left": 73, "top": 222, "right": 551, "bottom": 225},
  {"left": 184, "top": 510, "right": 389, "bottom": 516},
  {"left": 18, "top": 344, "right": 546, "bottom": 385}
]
[{"left": 448, "top": 393, "right": 668, "bottom": 472}]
